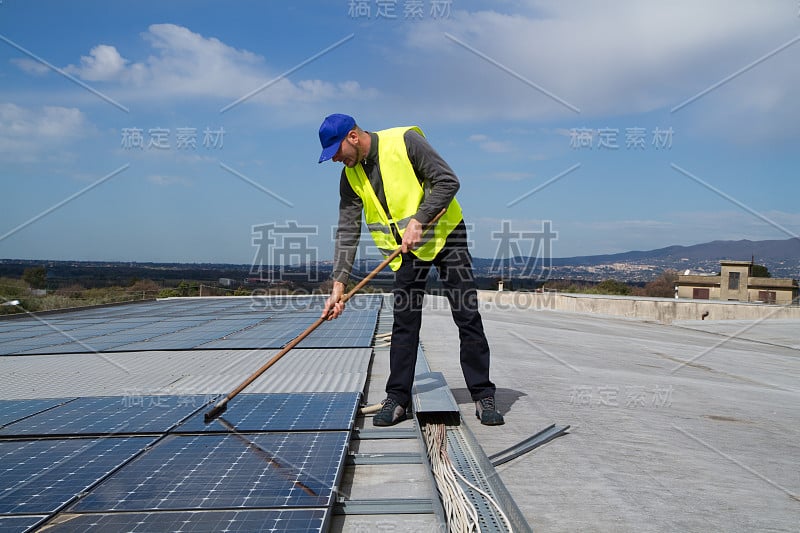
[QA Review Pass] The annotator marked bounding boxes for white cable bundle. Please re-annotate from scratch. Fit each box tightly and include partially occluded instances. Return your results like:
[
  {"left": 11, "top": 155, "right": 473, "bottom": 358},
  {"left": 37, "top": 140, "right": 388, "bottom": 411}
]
[
  {"left": 423, "top": 422, "right": 480, "bottom": 532},
  {"left": 422, "top": 422, "right": 514, "bottom": 533}
]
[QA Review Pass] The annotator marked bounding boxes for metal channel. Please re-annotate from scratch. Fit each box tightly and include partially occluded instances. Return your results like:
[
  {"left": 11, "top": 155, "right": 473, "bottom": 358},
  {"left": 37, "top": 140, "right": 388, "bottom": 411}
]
[
  {"left": 412, "top": 370, "right": 461, "bottom": 417},
  {"left": 445, "top": 424, "right": 533, "bottom": 533}
]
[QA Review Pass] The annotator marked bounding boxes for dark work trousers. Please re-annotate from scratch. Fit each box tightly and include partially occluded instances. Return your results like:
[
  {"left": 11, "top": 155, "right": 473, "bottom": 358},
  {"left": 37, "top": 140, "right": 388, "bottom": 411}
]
[{"left": 387, "top": 221, "right": 496, "bottom": 407}]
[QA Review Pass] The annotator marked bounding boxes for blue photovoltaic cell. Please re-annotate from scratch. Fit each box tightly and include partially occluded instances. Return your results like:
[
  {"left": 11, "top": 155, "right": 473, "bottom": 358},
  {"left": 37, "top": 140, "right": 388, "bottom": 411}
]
[
  {"left": 71, "top": 432, "right": 349, "bottom": 512},
  {"left": 0, "top": 398, "right": 74, "bottom": 428},
  {"left": 0, "top": 395, "right": 212, "bottom": 436},
  {"left": 0, "top": 515, "right": 48, "bottom": 533},
  {"left": 0, "top": 437, "right": 154, "bottom": 514},
  {"left": 35, "top": 509, "right": 328, "bottom": 533},
  {"left": 177, "top": 392, "right": 360, "bottom": 433}
]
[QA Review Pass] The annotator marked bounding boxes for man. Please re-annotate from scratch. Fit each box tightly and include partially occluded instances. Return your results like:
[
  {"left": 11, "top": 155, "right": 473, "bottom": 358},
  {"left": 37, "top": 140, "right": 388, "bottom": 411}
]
[{"left": 318, "top": 113, "right": 503, "bottom": 427}]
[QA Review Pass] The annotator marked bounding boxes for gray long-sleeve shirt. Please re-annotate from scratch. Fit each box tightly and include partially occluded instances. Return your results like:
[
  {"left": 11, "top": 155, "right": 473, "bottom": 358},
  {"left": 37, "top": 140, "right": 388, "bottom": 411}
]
[{"left": 332, "top": 129, "right": 461, "bottom": 284}]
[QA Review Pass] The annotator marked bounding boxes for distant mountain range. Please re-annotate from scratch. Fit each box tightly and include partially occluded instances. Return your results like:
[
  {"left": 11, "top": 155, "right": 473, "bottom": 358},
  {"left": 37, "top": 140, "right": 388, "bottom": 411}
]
[
  {"left": 549, "top": 237, "right": 800, "bottom": 265},
  {"left": 2, "top": 238, "right": 798, "bottom": 285},
  {"left": 472, "top": 237, "right": 800, "bottom": 280}
]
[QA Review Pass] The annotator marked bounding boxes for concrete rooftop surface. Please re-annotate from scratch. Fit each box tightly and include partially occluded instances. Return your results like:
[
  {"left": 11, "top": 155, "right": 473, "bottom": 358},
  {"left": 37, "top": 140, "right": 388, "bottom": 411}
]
[{"left": 420, "top": 294, "right": 800, "bottom": 532}]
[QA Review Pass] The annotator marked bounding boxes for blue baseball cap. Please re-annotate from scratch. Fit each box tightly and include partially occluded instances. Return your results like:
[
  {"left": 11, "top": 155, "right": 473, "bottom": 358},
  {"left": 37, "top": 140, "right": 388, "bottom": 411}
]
[{"left": 318, "top": 113, "right": 355, "bottom": 163}]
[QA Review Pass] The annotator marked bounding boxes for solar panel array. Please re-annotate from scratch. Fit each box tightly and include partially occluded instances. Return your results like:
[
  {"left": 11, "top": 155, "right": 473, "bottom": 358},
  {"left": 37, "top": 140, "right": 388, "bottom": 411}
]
[
  {"left": 0, "top": 294, "right": 384, "bottom": 532},
  {"left": 0, "top": 392, "right": 359, "bottom": 532},
  {"left": 0, "top": 295, "right": 381, "bottom": 355}
]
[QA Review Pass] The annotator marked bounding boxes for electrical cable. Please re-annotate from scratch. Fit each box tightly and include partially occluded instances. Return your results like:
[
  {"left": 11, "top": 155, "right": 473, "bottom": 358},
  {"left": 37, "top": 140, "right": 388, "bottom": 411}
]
[
  {"left": 424, "top": 421, "right": 480, "bottom": 532},
  {"left": 422, "top": 421, "right": 515, "bottom": 533}
]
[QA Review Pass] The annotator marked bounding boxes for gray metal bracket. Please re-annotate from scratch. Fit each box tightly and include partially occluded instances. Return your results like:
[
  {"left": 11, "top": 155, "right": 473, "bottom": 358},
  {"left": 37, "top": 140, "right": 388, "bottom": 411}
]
[
  {"left": 488, "top": 423, "right": 571, "bottom": 467},
  {"left": 346, "top": 451, "right": 423, "bottom": 465},
  {"left": 352, "top": 427, "right": 417, "bottom": 440},
  {"left": 334, "top": 498, "right": 435, "bottom": 515}
]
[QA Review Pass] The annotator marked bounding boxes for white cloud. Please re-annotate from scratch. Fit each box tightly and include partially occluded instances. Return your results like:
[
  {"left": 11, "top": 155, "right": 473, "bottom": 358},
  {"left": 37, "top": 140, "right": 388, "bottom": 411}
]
[
  {"left": 398, "top": 0, "right": 798, "bottom": 140},
  {"left": 64, "top": 45, "right": 129, "bottom": 81},
  {"left": 0, "top": 103, "right": 86, "bottom": 137},
  {"left": 10, "top": 58, "right": 50, "bottom": 76},
  {"left": 0, "top": 104, "right": 89, "bottom": 161},
  {"left": 50, "top": 24, "right": 374, "bottom": 105},
  {"left": 468, "top": 133, "right": 513, "bottom": 153}
]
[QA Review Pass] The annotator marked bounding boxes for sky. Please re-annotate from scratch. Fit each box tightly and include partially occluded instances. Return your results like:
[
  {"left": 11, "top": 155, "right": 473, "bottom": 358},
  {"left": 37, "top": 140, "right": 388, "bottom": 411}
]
[{"left": 1, "top": 0, "right": 798, "bottom": 266}]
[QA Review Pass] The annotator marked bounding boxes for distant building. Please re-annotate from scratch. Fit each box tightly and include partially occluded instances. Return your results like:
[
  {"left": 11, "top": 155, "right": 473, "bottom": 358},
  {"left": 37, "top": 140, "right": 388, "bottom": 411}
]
[{"left": 676, "top": 260, "right": 798, "bottom": 304}]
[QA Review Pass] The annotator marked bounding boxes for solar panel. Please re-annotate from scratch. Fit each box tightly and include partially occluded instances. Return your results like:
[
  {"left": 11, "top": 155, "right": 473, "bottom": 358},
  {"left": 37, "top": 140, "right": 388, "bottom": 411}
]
[
  {"left": 0, "top": 322, "right": 33, "bottom": 332},
  {"left": 199, "top": 334, "right": 302, "bottom": 350},
  {"left": 0, "top": 328, "right": 58, "bottom": 341},
  {"left": 52, "top": 327, "right": 132, "bottom": 338},
  {"left": 176, "top": 392, "right": 360, "bottom": 433},
  {"left": 0, "top": 398, "right": 74, "bottom": 428},
  {"left": 298, "top": 310, "right": 378, "bottom": 348},
  {"left": 47, "top": 318, "right": 112, "bottom": 324},
  {"left": 82, "top": 332, "right": 163, "bottom": 344},
  {"left": 0, "top": 395, "right": 212, "bottom": 436},
  {"left": 14, "top": 342, "right": 122, "bottom": 355},
  {"left": 220, "top": 322, "right": 306, "bottom": 339},
  {"left": 0, "top": 436, "right": 154, "bottom": 514},
  {"left": 112, "top": 339, "right": 208, "bottom": 351},
  {"left": 0, "top": 515, "right": 48, "bottom": 533},
  {"left": 300, "top": 328, "right": 375, "bottom": 348},
  {"left": 35, "top": 509, "right": 329, "bottom": 532},
  {"left": 197, "top": 310, "right": 378, "bottom": 350},
  {"left": 210, "top": 324, "right": 307, "bottom": 343},
  {"left": 215, "top": 316, "right": 271, "bottom": 322},
  {"left": 70, "top": 432, "right": 349, "bottom": 512},
  {"left": 0, "top": 334, "right": 74, "bottom": 352}
]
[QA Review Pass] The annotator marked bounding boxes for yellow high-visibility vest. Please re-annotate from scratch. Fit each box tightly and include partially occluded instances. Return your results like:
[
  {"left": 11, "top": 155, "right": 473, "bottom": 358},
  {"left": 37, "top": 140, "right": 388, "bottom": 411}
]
[{"left": 345, "top": 126, "right": 463, "bottom": 270}]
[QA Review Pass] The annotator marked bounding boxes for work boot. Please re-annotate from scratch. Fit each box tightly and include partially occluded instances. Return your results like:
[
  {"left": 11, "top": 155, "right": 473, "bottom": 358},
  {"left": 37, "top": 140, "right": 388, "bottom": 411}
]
[
  {"left": 372, "top": 397, "right": 408, "bottom": 427},
  {"left": 475, "top": 396, "right": 505, "bottom": 426}
]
